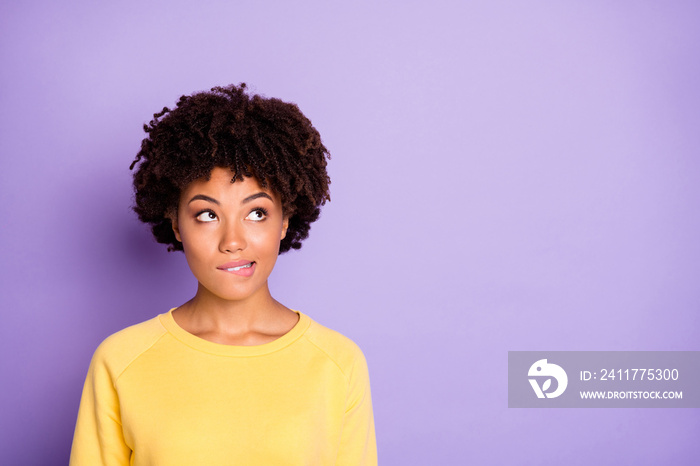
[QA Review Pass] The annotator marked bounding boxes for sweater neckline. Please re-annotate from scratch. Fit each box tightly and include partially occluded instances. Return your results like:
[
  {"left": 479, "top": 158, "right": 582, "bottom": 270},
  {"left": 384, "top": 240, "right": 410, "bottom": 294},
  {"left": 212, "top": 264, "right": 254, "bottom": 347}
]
[{"left": 159, "top": 308, "right": 311, "bottom": 357}]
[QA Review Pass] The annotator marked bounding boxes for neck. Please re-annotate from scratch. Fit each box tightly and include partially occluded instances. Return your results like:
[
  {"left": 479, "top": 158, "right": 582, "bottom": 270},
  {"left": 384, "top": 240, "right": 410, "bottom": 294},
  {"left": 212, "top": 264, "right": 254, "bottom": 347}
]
[{"left": 172, "top": 281, "right": 298, "bottom": 345}]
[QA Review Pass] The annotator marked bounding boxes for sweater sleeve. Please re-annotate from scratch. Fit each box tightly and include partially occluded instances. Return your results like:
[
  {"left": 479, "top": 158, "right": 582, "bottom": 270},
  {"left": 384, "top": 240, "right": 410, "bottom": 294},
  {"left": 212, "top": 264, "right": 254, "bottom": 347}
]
[
  {"left": 336, "top": 349, "right": 377, "bottom": 466},
  {"left": 69, "top": 346, "right": 131, "bottom": 466}
]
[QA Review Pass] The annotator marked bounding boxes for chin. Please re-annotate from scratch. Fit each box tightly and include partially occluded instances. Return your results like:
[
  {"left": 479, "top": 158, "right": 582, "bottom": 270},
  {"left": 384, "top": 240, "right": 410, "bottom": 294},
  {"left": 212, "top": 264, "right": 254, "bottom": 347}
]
[{"left": 200, "top": 283, "right": 266, "bottom": 303}]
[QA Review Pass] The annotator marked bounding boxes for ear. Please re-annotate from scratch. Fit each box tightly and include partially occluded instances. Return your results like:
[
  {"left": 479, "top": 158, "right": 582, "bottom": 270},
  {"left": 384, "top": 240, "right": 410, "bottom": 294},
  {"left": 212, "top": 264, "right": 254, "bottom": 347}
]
[
  {"left": 281, "top": 216, "right": 289, "bottom": 240},
  {"left": 168, "top": 209, "right": 182, "bottom": 242}
]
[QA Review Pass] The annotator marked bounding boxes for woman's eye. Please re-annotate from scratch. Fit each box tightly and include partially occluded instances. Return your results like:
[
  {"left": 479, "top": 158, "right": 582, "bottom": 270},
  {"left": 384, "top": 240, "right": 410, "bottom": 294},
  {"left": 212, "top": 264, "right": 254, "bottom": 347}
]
[
  {"left": 246, "top": 209, "right": 266, "bottom": 221},
  {"left": 196, "top": 211, "right": 217, "bottom": 222}
]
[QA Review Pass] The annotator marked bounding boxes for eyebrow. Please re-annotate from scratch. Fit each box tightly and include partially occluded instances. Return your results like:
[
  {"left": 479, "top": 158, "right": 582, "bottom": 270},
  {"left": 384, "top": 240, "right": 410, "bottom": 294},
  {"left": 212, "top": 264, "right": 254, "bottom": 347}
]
[
  {"left": 187, "top": 194, "right": 220, "bottom": 205},
  {"left": 242, "top": 192, "right": 274, "bottom": 204},
  {"left": 186, "top": 192, "right": 273, "bottom": 206}
]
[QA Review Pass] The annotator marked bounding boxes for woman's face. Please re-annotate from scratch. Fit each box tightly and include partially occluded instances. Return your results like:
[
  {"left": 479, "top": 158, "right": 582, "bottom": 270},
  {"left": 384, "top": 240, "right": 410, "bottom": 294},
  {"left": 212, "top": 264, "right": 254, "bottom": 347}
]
[{"left": 171, "top": 167, "right": 288, "bottom": 303}]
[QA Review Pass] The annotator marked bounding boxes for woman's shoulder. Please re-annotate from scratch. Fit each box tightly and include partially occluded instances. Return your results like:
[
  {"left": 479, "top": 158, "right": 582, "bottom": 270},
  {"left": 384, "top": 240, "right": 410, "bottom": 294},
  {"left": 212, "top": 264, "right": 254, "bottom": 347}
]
[
  {"left": 301, "top": 315, "right": 368, "bottom": 371},
  {"left": 90, "top": 313, "right": 169, "bottom": 376}
]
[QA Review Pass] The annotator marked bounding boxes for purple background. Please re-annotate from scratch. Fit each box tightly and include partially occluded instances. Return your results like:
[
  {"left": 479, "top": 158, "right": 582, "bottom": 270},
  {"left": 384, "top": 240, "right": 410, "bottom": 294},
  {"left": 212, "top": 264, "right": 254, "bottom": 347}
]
[{"left": 1, "top": 1, "right": 699, "bottom": 464}]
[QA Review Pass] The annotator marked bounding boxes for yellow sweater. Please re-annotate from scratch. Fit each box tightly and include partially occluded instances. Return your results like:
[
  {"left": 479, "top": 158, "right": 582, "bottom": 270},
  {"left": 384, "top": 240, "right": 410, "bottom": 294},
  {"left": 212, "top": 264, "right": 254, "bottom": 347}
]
[{"left": 70, "top": 310, "right": 376, "bottom": 465}]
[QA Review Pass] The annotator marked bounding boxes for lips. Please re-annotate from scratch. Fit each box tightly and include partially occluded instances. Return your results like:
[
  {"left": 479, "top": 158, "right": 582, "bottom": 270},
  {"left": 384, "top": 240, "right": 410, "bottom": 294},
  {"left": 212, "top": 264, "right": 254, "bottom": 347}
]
[{"left": 217, "top": 260, "right": 256, "bottom": 276}]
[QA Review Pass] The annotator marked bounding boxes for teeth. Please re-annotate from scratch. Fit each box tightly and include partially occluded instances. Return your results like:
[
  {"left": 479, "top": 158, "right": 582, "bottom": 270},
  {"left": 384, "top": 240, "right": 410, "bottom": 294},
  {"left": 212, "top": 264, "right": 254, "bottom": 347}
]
[{"left": 226, "top": 263, "right": 252, "bottom": 271}]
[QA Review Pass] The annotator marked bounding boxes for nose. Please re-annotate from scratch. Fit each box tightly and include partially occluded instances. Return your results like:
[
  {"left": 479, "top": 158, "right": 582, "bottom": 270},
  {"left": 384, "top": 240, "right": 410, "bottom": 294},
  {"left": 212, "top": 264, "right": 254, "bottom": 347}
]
[{"left": 219, "top": 220, "right": 247, "bottom": 253}]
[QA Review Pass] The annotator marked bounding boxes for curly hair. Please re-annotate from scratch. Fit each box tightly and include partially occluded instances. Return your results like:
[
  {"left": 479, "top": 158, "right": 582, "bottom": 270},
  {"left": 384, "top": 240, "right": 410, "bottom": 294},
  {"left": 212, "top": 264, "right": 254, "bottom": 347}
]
[{"left": 129, "top": 83, "right": 331, "bottom": 253}]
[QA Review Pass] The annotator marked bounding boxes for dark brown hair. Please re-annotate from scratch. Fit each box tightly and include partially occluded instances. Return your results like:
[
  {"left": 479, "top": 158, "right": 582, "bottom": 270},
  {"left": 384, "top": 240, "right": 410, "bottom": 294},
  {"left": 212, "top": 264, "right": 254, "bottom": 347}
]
[{"left": 130, "top": 84, "right": 330, "bottom": 253}]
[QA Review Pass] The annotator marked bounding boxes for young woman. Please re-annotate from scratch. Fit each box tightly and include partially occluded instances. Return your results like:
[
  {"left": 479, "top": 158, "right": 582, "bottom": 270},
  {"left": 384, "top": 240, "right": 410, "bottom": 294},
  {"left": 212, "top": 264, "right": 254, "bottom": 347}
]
[{"left": 70, "top": 84, "right": 377, "bottom": 465}]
